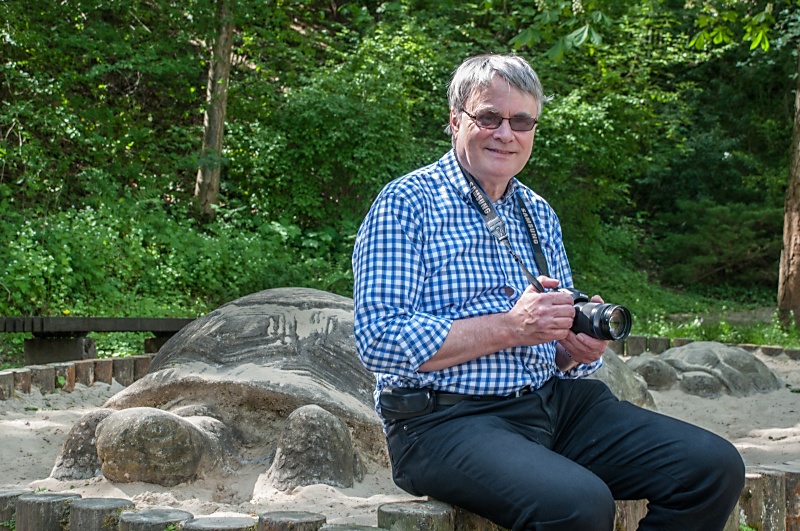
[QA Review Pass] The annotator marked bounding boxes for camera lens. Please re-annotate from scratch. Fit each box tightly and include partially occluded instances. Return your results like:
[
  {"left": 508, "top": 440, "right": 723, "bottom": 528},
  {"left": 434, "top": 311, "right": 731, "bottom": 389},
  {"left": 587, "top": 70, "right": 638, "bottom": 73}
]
[
  {"left": 572, "top": 302, "right": 633, "bottom": 341},
  {"left": 599, "top": 305, "right": 632, "bottom": 341}
]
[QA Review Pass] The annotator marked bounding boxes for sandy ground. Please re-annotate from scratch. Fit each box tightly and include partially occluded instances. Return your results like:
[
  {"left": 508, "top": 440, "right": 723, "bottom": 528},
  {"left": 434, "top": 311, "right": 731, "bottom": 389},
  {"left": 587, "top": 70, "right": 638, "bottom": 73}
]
[{"left": 0, "top": 350, "right": 798, "bottom": 526}]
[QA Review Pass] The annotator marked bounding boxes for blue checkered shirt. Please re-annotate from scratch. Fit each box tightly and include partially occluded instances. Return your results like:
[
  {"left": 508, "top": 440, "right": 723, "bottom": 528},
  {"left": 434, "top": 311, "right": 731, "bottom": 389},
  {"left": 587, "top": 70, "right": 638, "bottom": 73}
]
[{"left": 353, "top": 150, "right": 602, "bottom": 415}]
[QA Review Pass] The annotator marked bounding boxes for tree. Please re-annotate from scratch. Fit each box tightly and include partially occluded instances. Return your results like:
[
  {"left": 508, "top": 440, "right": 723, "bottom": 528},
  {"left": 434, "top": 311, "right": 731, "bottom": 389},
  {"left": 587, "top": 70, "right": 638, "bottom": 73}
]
[
  {"left": 194, "top": 0, "right": 234, "bottom": 219},
  {"left": 780, "top": 47, "right": 800, "bottom": 326}
]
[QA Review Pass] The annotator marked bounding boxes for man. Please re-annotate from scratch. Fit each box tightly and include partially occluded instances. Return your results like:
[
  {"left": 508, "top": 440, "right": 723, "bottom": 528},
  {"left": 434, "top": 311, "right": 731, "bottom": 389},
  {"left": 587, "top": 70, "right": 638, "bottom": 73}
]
[{"left": 352, "top": 54, "right": 744, "bottom": 530}]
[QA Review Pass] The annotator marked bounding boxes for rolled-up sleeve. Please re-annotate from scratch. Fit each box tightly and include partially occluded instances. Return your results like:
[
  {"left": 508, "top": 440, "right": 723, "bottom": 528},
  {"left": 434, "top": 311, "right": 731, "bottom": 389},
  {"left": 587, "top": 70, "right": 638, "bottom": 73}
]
[{"left": 353, "top": 189, "right": 452, "bottom": 378}]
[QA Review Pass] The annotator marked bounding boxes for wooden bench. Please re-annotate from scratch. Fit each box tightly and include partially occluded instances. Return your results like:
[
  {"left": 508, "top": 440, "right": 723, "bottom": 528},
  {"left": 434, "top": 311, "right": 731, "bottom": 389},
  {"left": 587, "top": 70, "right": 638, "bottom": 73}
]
[{"left": 1, "top": 317, "right": 195, "bottom": 365}]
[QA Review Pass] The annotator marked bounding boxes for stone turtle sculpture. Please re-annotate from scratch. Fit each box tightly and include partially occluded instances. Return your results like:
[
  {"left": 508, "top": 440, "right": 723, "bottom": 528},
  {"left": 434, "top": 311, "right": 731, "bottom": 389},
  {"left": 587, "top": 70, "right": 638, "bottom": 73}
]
[
  {"left": 52, "top": 287, "right": 654, "bottom": 489},
  {"left": 52, "top": 287, "right": 382, "bottom": 488}
]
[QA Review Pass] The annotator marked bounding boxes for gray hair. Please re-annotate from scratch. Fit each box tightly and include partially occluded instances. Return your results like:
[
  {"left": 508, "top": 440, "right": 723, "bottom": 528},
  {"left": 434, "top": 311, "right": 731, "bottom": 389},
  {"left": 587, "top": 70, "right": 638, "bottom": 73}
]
[{"left": 445, "top": 54, "right": 550, "bottom": 136}]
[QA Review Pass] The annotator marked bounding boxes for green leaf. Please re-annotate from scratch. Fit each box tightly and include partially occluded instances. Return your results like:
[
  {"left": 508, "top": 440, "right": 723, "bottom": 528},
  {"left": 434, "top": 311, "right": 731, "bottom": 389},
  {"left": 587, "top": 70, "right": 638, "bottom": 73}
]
[
  {"left": 689, "top": 31, "right": 707, "bottom": 50},
  {"left": 547, "top": 37, "right": 569, "bottom": 61},
  {"left": 750, "top": 32, "right": 763, "bottom": 50},
  {"left": 588, "top": 27, "right": 603, "bottom": 45},
  {"left": 510, "top": 27, "right": 538, "bottom": 50},
  {"left": 567, "top": 25, "right": 590, "bottom": 47}
]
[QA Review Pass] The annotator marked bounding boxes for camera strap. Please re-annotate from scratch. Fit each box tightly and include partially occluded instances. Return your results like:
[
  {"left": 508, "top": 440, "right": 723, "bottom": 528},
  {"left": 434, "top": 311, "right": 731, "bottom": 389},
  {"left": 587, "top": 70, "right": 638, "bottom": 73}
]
[{"left": 460, "top": 165, "right": 549, "bottom": 293}]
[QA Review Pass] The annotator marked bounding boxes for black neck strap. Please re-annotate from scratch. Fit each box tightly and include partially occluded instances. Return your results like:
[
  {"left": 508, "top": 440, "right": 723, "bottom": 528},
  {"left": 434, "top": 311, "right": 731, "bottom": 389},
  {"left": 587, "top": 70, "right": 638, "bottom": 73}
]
[{"left": 460, "top": 166, "right": 549, "bottom": 292}]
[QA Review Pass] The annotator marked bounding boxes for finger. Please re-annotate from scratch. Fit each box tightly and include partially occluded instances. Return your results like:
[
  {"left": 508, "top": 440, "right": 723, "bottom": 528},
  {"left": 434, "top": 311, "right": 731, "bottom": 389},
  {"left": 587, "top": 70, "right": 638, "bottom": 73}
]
[
  {"left": 547, "top": 291, "right": 577, "bottom": 308},
  {"left": 571, "top": 333, "right": 608, "bottom": 355},
  {"left": 536, "top": 276, "right": 561, "bottom": 290}
]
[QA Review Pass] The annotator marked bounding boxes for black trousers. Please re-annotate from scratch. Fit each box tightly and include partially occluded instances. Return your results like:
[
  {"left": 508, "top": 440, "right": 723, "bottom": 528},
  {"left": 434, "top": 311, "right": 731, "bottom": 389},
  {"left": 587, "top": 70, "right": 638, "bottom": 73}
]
[{"left": 385, "top": 378, "right": 745, "bottom": 531}]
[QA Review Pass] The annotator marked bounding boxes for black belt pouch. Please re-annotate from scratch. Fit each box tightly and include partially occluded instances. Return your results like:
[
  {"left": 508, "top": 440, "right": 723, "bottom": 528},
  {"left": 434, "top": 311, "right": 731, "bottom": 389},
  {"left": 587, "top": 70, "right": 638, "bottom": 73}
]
[{"left": 379, "top": 387, "right": 434, "bottom": 420}]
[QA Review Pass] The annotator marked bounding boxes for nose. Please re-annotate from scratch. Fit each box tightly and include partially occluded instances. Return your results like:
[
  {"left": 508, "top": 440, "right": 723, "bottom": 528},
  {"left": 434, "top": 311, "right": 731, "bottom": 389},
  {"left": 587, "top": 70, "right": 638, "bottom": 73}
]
[{"left": 492, "top": 119, "right": 515, "bottom": 141}]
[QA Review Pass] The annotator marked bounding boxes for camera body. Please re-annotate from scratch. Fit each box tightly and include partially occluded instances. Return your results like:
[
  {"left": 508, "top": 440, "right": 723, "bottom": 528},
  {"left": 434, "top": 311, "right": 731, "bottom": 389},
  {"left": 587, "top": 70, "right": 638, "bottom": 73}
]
[{"left": 558, "top": 287, "right": 632, "bottom": 341}]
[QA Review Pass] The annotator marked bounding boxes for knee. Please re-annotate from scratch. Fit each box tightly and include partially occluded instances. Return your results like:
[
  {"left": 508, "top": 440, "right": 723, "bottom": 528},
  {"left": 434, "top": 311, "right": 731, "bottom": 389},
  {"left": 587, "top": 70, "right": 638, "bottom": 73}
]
[{"left": 685, "top": 434, "right": 745, "bottom": 499}]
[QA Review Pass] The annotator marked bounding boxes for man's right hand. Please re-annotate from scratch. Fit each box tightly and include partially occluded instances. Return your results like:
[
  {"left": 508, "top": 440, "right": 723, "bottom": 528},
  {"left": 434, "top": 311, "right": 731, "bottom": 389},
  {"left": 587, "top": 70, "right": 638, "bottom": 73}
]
[
  {"left": 418, "top": 276, "right": 575, "bottom": 372},
  {"left": 505, "top": 276, "right": 575, "bottom": 345}
]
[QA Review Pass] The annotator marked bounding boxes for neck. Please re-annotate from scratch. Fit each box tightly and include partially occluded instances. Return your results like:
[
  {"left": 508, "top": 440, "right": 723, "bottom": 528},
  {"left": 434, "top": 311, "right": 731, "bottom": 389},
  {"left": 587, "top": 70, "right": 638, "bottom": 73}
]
[
  {"left": 480, "top": 179, "right": 509, "bottom": 202},
  {"left": 457, "top": 160, "right": 510, "bottom": 202},
  {"left": 470, "top": 173, "right": 510, "bottom": 202}
]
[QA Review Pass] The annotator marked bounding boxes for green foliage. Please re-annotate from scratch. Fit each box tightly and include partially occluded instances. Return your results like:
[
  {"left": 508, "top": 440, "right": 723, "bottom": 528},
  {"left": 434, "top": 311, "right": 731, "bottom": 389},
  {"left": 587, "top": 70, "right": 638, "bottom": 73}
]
[
  {"left": 0, "top": 513, "right": 15, "bottom": 530},
  {"left": 526, "top": 90, "right": 644, "bottom": 247},
  {"left": 0, "top": 194, "right": 355, "bottom": 317},
  {"left": 0, "top": 334, "right": 25, "bottom": 369},
  {"left": 224, "top": 18, "right": 457, "bottom": 229},
  {"left": 647, "top": 199, "right": 783, "bottom": 289},
  {"left": 0, "top": 0, "right": 796, "bottom": 361}
]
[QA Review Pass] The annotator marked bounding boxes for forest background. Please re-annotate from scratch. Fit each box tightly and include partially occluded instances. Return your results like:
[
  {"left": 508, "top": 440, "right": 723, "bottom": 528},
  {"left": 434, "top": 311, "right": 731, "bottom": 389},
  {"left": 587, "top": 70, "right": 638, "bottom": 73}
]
[{"left": 2, "top": 0, "right": 800, "bottom": 362}]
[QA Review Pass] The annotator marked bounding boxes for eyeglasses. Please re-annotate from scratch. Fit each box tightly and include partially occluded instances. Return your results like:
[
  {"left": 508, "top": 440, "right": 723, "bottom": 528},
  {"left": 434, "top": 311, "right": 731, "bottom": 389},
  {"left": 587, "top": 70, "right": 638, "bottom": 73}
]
[{"left": 461, "top": 109, "right": 538, "bottom": 132}]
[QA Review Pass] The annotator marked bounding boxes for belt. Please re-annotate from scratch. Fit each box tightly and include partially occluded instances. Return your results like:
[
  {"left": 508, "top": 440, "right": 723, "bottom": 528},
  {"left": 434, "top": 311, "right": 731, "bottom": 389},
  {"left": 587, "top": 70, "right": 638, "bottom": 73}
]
[{"left": 434, "top": 388, "right": 532, "bottom": 407}]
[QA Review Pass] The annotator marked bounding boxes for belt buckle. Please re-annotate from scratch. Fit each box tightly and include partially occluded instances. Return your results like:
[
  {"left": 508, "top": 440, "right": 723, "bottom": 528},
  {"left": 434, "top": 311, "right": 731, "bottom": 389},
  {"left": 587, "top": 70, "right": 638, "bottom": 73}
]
[{"left": 511, "top": 388, "right": 528, "bottom": 398}]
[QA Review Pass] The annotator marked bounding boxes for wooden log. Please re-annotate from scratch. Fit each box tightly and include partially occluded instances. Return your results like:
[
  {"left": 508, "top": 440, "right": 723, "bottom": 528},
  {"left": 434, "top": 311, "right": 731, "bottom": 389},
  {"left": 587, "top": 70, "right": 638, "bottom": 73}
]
[
  {"left": 626, "top": 335, "right": 647, "bottom": 356},
  {"left": 15, "top": 492, "right": 81, "bottom": 531},
  {"left": 257, "top": 511, "right": 327, "bottom": 531},
  {"left": 0, "top": 488, "right": 32, "bottom": 524},
  {"left": 740, "top": 473, "right": 766, "bottom": 529},
  {"left": 28, "top": 365, "right": 55, "bottom": 394},
  {"left": 74, "top": 359, "right": 95, "bottom": 387},
  {"left": 132, "top": 355, "right": 151, "bottom": 381},
  {"left": 13, "top": 368, "right": 31, "bottom": 394},
  {"left": 68, "top": 497, "right": 135, "bottom": 531},
  {"left": 52, "top": 362, "right": 76, "bottom": 392},
  {"left": 0, "top": 371, "right": 14, "bottom": 400},
  {"left": 762, "top": 469, "right": 787, "bottom": 531},
  {"left": 118, "top": 508, "right": 195, "bottom": 531},
  {"left": 760, "top": 345, "right": 785, "bottom": 357},
  {"left": 453, "top": 506, "right": 505, "bottom": 530},
  {"left": 182, "top": 515, "right": 258, "bottom": 530},
  {"left": 648, "top": 337, "right": 670, "bottom": 354},
  {"left": 94, "top": 359, "right": 113, "bottom": 385},
  {"left": 112, "top": 357, "right": 135, "bottom": 387},
  {"left": 784, "top": 469, "right": 800, "bottom": 531},
  {"left": 378, "top": 500, "right": 455, "bottom": 530},
  {"left": 613, "top": 500, "right": 648, "bottom": 531},
  {"left": 608, "top": 339, "right": 625, "bottom": 355}
]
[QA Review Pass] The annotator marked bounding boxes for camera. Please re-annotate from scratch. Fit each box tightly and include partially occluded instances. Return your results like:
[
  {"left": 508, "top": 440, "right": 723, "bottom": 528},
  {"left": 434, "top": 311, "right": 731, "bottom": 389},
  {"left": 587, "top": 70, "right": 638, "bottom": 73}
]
[{"left": 559, "top": 288, "right": 632, "bottom": 341}]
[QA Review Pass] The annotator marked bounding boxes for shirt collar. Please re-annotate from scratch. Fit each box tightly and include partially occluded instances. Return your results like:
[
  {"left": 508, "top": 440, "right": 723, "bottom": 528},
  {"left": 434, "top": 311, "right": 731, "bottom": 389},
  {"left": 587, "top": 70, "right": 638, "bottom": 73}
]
[{"left": 441, "top": 149, "right": 519, "bottom": 205}]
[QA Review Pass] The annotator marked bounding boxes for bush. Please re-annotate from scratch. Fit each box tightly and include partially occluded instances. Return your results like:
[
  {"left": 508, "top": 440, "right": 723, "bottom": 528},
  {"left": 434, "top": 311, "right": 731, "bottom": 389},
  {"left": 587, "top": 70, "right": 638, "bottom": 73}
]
[
  {"left": 646, "top": 199, "right": 782, "bottom": 290},
  {"left": 0, "top": 195, "right": 356, "bottom": 319}
]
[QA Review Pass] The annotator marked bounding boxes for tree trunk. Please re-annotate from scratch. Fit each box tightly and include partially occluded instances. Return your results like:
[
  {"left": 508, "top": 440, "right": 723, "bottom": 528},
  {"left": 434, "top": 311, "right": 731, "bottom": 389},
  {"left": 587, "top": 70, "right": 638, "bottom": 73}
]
[
  {"left": 194, "top": 0, "right": 234, "bottom": 219},
  {"left": 777, "top": 43, "right": 800, "bottom": 327}
]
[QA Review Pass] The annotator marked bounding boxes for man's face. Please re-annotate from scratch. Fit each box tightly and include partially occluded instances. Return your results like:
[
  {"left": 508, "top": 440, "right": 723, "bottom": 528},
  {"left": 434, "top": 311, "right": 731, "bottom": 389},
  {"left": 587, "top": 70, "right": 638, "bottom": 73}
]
[{"left": 450, "top": 75, "right": 538, "bottom": 197}]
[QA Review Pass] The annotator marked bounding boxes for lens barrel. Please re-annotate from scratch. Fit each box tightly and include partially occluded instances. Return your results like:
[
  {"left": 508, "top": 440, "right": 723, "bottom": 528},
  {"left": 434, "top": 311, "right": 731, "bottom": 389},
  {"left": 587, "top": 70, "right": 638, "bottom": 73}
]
[{"left": 572, "top": 302, "right": 632, "bottom": 341}]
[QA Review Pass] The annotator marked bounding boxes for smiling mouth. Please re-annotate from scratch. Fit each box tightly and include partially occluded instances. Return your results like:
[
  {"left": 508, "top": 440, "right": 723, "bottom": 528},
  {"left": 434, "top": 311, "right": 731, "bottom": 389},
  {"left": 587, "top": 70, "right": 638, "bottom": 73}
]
[{"left": 488, "top": 148, "right": 515, "bottom": 155}]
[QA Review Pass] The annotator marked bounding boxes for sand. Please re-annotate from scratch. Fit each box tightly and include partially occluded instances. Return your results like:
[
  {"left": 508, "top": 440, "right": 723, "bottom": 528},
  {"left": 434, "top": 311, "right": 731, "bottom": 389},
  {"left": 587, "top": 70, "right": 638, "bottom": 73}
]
[{"left": 1, "top": 350, "right": 798, "bottom": 526}]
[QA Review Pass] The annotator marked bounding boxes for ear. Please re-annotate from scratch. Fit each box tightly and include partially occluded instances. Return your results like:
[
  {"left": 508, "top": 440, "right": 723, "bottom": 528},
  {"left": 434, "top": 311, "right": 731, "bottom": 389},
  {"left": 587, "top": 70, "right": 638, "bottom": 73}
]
[{"left": 449, "top": 108, "right": 460, "bottom": 134}]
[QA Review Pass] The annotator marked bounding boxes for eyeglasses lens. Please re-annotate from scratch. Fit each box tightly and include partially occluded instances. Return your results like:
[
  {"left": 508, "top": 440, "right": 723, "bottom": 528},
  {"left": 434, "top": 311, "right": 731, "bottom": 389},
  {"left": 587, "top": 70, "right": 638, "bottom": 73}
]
[{"left": 474, "top": 113, "right": 536, "bottom": 132}]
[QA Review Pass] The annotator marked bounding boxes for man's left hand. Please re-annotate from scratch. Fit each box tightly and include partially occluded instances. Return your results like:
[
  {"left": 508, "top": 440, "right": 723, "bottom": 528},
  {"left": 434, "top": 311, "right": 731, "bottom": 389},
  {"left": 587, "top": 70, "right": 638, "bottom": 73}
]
[{"left": 558, "top": 295, "right": 608, "bottom": 365}]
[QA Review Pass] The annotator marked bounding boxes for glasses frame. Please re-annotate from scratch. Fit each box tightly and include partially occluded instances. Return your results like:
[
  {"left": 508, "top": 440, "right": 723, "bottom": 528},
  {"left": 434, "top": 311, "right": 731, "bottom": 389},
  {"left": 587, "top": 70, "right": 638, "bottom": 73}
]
[{"left": 461, "top": 109, "right": 538, "bottom": 132}]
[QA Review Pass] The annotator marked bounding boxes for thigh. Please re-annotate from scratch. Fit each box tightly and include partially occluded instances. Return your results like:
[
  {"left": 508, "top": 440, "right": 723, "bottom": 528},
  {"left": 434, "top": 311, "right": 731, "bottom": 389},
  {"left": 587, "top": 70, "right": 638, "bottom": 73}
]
[
  {"left": 388, "top": 403, "right": 616, "bottom": 531},
  {"left": 552, "top": 382, "right": 744, "bottom": 528}
]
